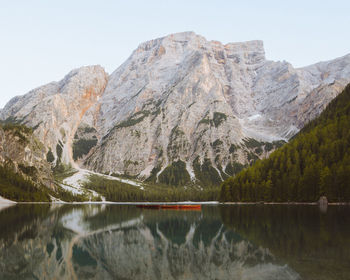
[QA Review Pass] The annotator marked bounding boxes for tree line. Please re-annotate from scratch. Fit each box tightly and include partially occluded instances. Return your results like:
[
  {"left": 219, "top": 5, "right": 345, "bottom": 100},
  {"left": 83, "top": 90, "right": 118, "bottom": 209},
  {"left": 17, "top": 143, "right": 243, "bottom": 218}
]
[
  {"left": 220, "top": 83, "right": 350, "bottom": 202},
  {"left": 0, "top": 164, "right": 51, "bottom": 202},
  {"left": 85, "top": 174, "right": 220, "bottom": 202}
]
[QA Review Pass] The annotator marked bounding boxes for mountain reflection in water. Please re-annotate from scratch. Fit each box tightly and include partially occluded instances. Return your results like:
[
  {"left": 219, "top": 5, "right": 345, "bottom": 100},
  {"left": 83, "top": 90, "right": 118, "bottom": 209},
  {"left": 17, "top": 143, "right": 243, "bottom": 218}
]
[{"left": 0, "top": 204, "right": 349, "bottom": 280}]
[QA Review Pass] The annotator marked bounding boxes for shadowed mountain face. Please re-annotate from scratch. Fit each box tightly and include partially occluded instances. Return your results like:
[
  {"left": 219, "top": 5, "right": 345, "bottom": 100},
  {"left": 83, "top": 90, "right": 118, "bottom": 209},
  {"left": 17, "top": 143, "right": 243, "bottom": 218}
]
[
  {"left": 0, "top": 32, "right": 349, "bottom": 186},
  {"left": 0, "top": 204, "right": 350, "bottom": 280}
]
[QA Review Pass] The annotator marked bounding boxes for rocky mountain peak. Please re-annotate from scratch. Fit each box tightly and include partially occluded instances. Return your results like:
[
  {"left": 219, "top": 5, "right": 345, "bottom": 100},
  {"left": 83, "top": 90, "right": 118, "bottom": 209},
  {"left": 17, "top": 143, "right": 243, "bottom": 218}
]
[
  {"left": 1, "top": 33, "right": 350, "bottom": 187},
  {"left": 135, "top": 31, "right": 265, "bottom": 59},
  {"left": 135, "top": 31, "right": 203, "bottom": 52},
  {"left": 57, "top": 65, "right": 108, "bottom": 95},
  {"left": 223, "top": 39, "right": 265, "bottom": 62},
  {"left": 0, "top": 65, "right": 108, "bottom": 166},
  {"left": 134, "top": 32, "right": 266, "bottom": 63}
]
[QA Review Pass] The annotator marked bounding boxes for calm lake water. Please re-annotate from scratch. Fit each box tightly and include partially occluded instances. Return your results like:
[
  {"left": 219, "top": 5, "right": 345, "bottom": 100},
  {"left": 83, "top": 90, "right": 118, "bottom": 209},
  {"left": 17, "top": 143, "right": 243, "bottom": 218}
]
[{"left": 0, "top": 204, "right": 349, "bottom": 280}]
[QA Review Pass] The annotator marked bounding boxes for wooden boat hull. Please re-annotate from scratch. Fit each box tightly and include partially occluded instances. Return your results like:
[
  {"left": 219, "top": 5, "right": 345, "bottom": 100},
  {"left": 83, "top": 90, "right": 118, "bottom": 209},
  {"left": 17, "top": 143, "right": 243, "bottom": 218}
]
[
  {"left": 136, "top": 205, "right": 160, "bottom": 209},
  {"left": 136, "top": 204, "right": 201, "bottom": 210}
]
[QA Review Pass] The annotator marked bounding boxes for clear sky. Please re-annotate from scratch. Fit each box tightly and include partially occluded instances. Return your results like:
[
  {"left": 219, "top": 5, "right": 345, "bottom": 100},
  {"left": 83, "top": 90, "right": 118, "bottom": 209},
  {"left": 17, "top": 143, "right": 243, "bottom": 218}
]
[{"left": 1, "top": 0, "right": 349, "bottom": 108}]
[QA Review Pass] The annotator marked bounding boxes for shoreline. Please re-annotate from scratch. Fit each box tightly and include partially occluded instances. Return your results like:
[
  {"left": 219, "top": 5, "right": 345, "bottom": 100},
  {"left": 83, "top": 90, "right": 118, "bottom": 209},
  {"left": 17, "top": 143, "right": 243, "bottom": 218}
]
[
  {"left": 0, "top": 195, "right": 17, "bottom": 205},
  {"left": 0, "top": 200, "right": 349, "bottom": 206},
  {"left": 0, "top": 201, "right": 220, "bottom": 205},
  {"left": 222, "top": 201, "right": 350, "bottom": 206}
]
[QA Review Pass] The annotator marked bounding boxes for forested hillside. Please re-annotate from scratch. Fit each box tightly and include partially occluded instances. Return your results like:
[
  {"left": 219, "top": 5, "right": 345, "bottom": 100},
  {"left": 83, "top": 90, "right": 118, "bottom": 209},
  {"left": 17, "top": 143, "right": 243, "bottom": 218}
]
[
  {"left": 0, "top": 164, "right": 51, "bottom": 202},
  {"left": 84, "top": 175, "right": 220, "bottom": 202},
  {"left": 220, "top": 83, "right": 350, "bottom": 202},
  {"left": 0, "top": 123, "right": 84, "bottom": 202}
]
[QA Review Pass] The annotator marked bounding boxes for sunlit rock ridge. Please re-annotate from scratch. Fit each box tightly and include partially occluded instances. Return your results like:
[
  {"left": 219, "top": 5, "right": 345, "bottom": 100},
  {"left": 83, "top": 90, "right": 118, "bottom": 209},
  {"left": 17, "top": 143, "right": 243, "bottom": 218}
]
[{"left": 1, "top": 32, "right": 350, "bottom": 184}]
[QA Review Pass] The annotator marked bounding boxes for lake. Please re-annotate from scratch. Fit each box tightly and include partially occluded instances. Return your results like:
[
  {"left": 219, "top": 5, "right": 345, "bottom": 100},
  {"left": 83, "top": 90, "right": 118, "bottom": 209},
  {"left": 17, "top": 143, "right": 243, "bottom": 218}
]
[{"left": 0, "top": 204, "right": 349, "bottom": 280}]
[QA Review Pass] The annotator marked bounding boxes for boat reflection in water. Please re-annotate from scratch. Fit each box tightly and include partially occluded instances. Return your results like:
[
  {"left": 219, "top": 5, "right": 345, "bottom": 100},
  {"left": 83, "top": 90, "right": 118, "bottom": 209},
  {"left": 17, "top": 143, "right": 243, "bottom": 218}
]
[{"left": 0, "top": 204, "right": 349, "bottom": 279}]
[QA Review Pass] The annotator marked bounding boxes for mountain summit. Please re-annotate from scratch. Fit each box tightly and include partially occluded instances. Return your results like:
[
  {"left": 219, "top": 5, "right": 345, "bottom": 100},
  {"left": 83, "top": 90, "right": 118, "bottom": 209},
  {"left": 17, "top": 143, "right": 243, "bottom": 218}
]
[{"left": 1, "top": 32, "right": 350, "bottom": 186}]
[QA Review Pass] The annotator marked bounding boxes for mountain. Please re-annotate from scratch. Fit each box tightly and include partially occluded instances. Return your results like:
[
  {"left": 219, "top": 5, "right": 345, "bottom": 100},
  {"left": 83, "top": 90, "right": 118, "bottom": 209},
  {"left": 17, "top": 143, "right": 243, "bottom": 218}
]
[
  {"left": 0, "top": 123, "right": 53, "bottom": 201},
  {"left": 1, "top": 32, "right": 350, "bottom": 188},
  {"left": 220, "top": 83, "right": 350, "bottom": 202},
  {"left": 0, "top": 66, "right": 108, "bottom": 168}
]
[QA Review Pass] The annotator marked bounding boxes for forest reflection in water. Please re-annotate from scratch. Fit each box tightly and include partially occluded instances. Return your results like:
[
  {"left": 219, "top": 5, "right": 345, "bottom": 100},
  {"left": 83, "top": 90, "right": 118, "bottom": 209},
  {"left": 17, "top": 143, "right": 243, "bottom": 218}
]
[{"left": 0, "top": 203, "right": 349, "bottom": 280}]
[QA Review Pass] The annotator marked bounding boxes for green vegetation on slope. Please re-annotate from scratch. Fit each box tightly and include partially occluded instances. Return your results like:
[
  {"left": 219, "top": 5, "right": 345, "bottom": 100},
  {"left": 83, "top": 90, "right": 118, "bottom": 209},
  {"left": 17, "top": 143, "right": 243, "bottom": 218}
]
[
  {"left": 193, "top": 157, "right": 222, "bottom": 187},
  {"left": 84, "top": 174, "right": 220, "bottom": 202},
  {"left": 1, "top": 123, "right": 32, "bottom": 144},
  {"left": 0, "top": 164, "right": 50, "bottom": 202},
  {"left": 225, "top": 162, "right": 245, "bottom": 176},
  {"left": 72, "top": 138, "right": 98, "bottom": 160},
  {"left": 0, "top": 162, "right": 88, "bottom": 202},
  {"left": 198, "top": 112, "right": 227, "bottom": 128},
  {"left": 157, "top": 160, "right": 191, "bottom": 186},
  {"left": 220, "top": 83, "right": 350, "bottom": 202},
  {"left": 0, "top": 123, "right": 52, "bottom": 202},
  {"left": 52, "top": 166, "right": 98, "bottom": 202},
  {"left": 52, "top": 186, "right": 89, "bottom": 202},
  {"left": 46, "top": 149, "right": 55, "bottom": 163},
  {"left": 212, "top": 112, "right": 227, "bottom": 127}
]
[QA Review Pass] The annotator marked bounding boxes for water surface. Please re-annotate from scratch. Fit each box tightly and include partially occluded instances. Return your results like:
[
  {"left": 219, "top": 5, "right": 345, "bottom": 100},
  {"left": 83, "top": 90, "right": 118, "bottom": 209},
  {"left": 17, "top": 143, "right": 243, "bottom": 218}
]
[{"left": 0, "top": 204, "right": 349, "bottom": 280}]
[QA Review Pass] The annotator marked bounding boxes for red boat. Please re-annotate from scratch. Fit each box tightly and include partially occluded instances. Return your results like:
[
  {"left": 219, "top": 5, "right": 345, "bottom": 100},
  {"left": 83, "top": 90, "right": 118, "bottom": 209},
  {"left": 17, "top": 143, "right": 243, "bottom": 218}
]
[
  {"left": 136, "top": 205, "right": 161, "bottom": 209},
  {"left": 177, "top": 205, "right": 201, "bottom": 210},
  {"left": 136, "top": 204, "right": 201, "bottom": 210},
  {"left": 160, "top": 205, "right": 179, "bottom": 209}
]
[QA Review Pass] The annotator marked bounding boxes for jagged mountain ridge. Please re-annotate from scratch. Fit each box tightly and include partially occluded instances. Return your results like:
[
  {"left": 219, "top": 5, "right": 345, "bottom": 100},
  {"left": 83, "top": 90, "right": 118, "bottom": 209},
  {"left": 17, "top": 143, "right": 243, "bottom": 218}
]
[
  {"left": 0, "top": 66, "right": 108, "bottom": 167},
  {"left": 1, "top": 32, "right": 350, "bottom": 186}
]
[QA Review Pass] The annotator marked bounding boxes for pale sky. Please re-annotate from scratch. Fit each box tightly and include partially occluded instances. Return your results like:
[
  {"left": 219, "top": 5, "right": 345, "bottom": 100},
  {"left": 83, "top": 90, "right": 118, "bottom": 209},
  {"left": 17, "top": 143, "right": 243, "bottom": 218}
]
[{"left": 1, "top": 0, "right": 349, "bottom": 108}]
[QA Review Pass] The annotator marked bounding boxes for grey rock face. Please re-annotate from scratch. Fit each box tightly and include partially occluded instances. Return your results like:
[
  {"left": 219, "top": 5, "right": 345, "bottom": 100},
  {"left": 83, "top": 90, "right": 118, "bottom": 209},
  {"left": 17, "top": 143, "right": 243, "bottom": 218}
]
[
  {"left": 1, "top": 32, "right": 350, "bottom": 184},
  {"left": 84, "top": 32, "right": 350, "bottom": 181},
  {"left": 0, "top": 65, "right": 108, "bottom": 166}
]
